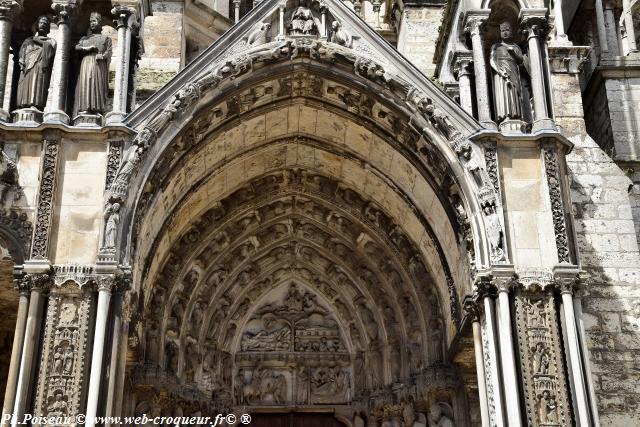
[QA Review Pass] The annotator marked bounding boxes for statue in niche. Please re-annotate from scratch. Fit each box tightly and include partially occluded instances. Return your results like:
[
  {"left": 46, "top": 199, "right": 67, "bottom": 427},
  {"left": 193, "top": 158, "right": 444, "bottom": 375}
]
[
  {"left": 330, "top": 21, "right": 353, "bottom": 47},
  {"left": 53, "top": 346, "right": 64, "bottom": 375},
  {"left": 490, "top": 22, "right": 526, "bottom": 124},
  {"left": 47, "top": 390, "right": 68, "bottom": 417},
  {"left": 532, "top": 343, "right": 550, "bottom": 375},
  {"left": 16, "top": 16, "right": 56, "bottom": 111},
  {"left": 63, "top": 346, "right": 74, "bottom": 375},
  {"left": 537, "top": 390, "right": 558, "bottom": 424},
  {"left": 103, "top": 202, "right": 120, "bottom": 249},
  {"left": 428, "top": 403, "right": 454, "bottom": 427},
  {"left": 289, "top": 0, "right": 321, "bottom": 35},
  {"left": 73, "top": 12, "right": 112, "bottom": 117}
]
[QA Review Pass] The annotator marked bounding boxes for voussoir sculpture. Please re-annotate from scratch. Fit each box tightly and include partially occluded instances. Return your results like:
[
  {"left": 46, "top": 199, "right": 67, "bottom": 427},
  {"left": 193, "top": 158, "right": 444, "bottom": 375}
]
[{"left": 16, "top": 16, "right": 56, "bottom": 111}]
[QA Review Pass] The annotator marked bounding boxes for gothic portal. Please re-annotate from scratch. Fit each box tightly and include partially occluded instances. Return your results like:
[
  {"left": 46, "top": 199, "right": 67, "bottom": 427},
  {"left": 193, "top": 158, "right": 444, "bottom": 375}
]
[{"left": 0, "top": 0, "right": 639, "bottom": 426}]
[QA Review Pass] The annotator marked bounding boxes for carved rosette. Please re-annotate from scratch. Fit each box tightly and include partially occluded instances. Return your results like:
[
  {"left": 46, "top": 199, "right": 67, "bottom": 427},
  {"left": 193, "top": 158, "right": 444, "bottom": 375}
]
[
  {"left": 513, "top": 283, "right": 572, "bottom": 426},
  {"left": 31, "top": 138, "right": 60, "bottom": 259},
  {"left": 543, "top": 147, "right": 571, "bottom": 263},
  {"left": 33, "top": 284, "right": 94, "bottom": 419}
]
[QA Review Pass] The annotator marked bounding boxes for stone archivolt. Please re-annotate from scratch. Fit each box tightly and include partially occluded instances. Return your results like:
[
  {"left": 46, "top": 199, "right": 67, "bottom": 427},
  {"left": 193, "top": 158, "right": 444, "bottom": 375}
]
[{"left": 133, "top": 168, "right": 453, "bottom": 409}]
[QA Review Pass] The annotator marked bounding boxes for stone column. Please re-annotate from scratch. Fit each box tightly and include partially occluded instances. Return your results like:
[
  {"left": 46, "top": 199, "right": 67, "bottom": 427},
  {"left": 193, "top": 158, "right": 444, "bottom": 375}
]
[
  {"left": 1, "top": 280, "right": 29, "bottom": 426},
  {"left": 594, "top": 0, "right": 609, "bottom": 53},
  {"left": 464, "top": 14, "right": 495, "bottom": 129},
  {"left": 11, "top": 274, "right": 50, "bottom": 427},
  {"left": 623, "top": 0, "right": 638, "bottom": 53},
  {"left": 477, "top": 278, "right": 506, "bottom": 427},
  {"left": 464, "top": 297, "right": 490, "bottom": 427},
  {"left": 44, "top": 2, "right": 76, "bottom": 124},
  {"left": 278, "top": 2, "right": 285, "bottom": 39},
  {"left": 520, "top": 13, "right": 554, "bottom": 132},
  {"left": 551, "top": 0, "right": 569, "bottom": 44},
  {"left": 85, "top": 277, "right": 116, "bottom": 427},
  {"left": 453, "top": 51, "right": 474, "bottom": 116},
  {"left": 558, "top": 278, "right": 593, "bottom": 426},
  {"left": 233, "top": 0, "right": 240, "bottom": 22},
  {"left": 495, "top": 278, "right": 523, "bottom": 427},
  {"left": 603, "top": 0, "right": 619, "bottom": 56},
  {"left": 107, "top": 6, "right": 135, "bottom": 124},
  {"left": 104, "top": 293, "right": 123, "bottom": 424},
  {"left": 0, "top": 1, "right": 19, "bottom": 122}
]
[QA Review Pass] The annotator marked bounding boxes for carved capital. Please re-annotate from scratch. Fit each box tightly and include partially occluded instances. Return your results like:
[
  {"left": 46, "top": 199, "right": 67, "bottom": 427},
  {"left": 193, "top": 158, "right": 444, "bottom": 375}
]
[
  {"left": 51, "top": 2, "right": 77, "bottom": 25},
  {"left": 495, "top": 274, "right": 518, "bottom": 293},
  {"left": 96, "top": 269, "right": 131, "bottom": 294},
  {"left": 464, "top": 18, "right": 486, "bottom": 37},
  {"left": 21, "top": 272, "right": 53, "bottom": 292},
  {"left": 111, "top": 5, "right": 135, "bottom": 29},
  {"left": 519, "top": 9, "right": 549, "bottom": 39},
  {"left": 453, "top": 51, "right": 473, "bottom": 80},
  {"left": 0, "top": 1, "right": 20, "bottom": 21},
  {"left": 475, "top": 274, "right": 497, "bottom": 298}
]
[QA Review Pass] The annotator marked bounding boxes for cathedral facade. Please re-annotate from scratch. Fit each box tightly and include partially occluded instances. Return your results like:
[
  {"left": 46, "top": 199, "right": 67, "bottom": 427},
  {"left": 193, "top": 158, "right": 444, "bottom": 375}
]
[{"left": 0, "top": 0, "right": 638, "bottom": 426}]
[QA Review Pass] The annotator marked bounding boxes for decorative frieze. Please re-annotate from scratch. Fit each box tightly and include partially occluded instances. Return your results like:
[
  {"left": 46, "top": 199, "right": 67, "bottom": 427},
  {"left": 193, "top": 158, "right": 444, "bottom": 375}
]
[
  {"left": 542, "top": 146, "right": 571, "bottom": 263},
  {"left": 31, "top": 136, "right": 60, "bottom": 260}
]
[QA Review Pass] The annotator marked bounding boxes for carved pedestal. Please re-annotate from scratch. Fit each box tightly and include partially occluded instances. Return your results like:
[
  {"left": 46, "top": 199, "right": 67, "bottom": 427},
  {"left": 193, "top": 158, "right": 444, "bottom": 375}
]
[{"left": 12, "top": 108, "right": 43, "bottom": 126}]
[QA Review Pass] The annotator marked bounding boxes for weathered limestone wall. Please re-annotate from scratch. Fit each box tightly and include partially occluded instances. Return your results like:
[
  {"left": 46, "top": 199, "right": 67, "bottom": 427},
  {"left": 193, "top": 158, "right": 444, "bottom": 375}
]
[
  {"left": 551, "top": 62, "right": 640, "bottom": 425},
  {"left": 498, "top": 143, "right": 558, "bottom": 268},
  {"left": 397, "top": 5, "right": 445, "bottom": 77},
  {"left": 138, "top": 0, "right": 183, "bottom": 102},
  {"left": 49, "top": 141, "right": 107, "bottom": 264}
]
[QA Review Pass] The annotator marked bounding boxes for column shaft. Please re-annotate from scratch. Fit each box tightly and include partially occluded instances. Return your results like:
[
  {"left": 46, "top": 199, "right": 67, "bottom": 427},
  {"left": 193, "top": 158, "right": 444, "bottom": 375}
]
[
  {"left": 0, "top": 8, "right": 16, "bottom": 121},
  {"left": 104, "top": 295, "right": 122, "bottom": 425},
  {"left": 573, "top": 298, "right": 601, "bottom": 426},
  {"left": 561, "top": 292, "right": 592, "bottom": 426},
  {"left": 523, "top": 23, "right": 553, "bottom": 131},
  {"left": 85, "top": 287, "right": 113, "bottom": 427},
  {"left": 467, "top": 20, "right": 493, "bottom": 126},
  {"left": 594, "top": 0, "right": 609, "bottom": 52},
  {"left": 623, "top": 0, "right": 638, "bottom": 53},
  {"left": 45, "top": 7, "right": 73, "bottom": 124},
  {"left": 108, "top": 7, "right": 133, "bottom": 124},
  {"left": 11, "top": 288, "right": 45, "bottom": 427},
  {"left": 472, "top": 319, "right": 490, "bottom": 427},
  {"left": 552, "top": 0, "right": 568, "bottom": 40},
  {"left": 496, "top": 289, "right": 523, "bottom": 427},
  {"left": 603, "top": 2, "right": 619, "bottom": 56},
  {"left": 1, "top": 290, "right": 29, "bottom": 426},
  {"left": 482, "top": 296, "right": 506, "bottom": 427}
]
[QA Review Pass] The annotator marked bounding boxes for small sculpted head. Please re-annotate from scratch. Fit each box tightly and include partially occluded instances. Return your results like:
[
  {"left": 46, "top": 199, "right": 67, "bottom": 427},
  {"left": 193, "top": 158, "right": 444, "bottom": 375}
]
[
  {"left": 36, "top": 16, "right": 51, "bottom": 35},
  {"left": 89, "top": 12, "right": 103, "bottom": 33},
  {"left": 500, "top": 22, "right": 513, "bottom": 42}
]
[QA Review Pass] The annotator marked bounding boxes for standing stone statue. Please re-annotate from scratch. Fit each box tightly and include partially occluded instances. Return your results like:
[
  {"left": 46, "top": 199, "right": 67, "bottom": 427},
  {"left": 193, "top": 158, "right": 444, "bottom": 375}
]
[
  {"left": 289, "top": 0, "right": 321, "bottom": 35},
  {"left": 73, "top": 12, "right": 112, "bottom": 117},
  {"left": 16, "top": 16, "right": 56, "bottom": 111},
  {"left": 490, "top": 22, "right": 525, "bottom": 123},
  {"left": 103, "top": 202, "right": 120, "bottom": 248}
]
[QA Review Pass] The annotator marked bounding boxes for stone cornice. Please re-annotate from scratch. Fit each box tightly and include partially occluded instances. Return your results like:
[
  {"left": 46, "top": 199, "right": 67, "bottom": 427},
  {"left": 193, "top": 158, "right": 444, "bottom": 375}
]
[{"left": 547, "top": 45, "right": 591, "bottom": 74}]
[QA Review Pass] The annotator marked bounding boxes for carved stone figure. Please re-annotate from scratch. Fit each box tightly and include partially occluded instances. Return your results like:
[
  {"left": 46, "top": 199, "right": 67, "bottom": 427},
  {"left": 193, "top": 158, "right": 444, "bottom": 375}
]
[
  {"left": 16, "top": 16, "right": 56, "bottom": 110},
  {"left": 289, "top": 0, "right": 320, "bottom": 35},
  {"left": 490, "top": 22, "right": 525, "bottom": 123},
  {"left": 428, "top": 403, "right": 454, "bottom": 427},
  {"left": 330, "top": 21, "right": 352, "bottom": 47},
  {"left": 482, "top": 202, "right": 504, "bottom": 261},
  {"left": 103, "top": 202, "right": 120, "bottom": 248},
  {"left": 53, "top": 346, "right": 63, "bottom": 375},
  {"left": 402, "top": 402, "right": 427, "bottom": 427},
  {"left": 47, "top": 390, "right": 68, "bottom": 416},
  {"left": 73, "top": 12, "right": 112, "bottom": 117},
  {"left": 63, "top": 346, "right": 74, "bottom": 375},
  {"left": 248, "top": 22, "right": 271, "bottom": 46},
  {"left": 537, "top": 390, "right": 557, "bottom": 424},
  {"left": 532, "top": 343, "right": 550, "bottom": 375}
]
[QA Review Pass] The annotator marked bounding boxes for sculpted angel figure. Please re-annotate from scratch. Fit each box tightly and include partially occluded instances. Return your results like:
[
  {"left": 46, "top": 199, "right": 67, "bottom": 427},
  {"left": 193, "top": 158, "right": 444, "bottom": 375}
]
[
  {"left": 490, "top": 22, "right": 526, "bottom": 123},
  {"left": 289, "top": 0, "right": 321, "bottom": 35},
  {"left": 73, "top": 12, "right": 112, "bottom": 117},
  {"left": 16, "top": 16, "right": 56, "bottom": 111},
  {"left": 247, "top": 22, "right": 271, "bottom": 46}
]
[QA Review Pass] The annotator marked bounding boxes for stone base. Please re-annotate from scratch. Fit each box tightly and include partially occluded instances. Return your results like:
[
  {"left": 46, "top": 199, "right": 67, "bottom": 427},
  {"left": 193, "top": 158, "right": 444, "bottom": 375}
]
[
  {"left": 105, "top": 111, "right": 126, "bottom": 125},
  {"left": 531, "top": 118, "right": 557, "bottom": 133},
  {"left": 498, "top": 119, "right": 526, "bottom": 134},
  {"left": 0, "top": 109, "right": 9, "bottom": 122},
  {"left": 43, "top": 109, "right": 70, "bottom": 124},
  {"left": 73, "top": 113, "right": 103, "bottom": 127},
  {"left": 12, "top": 107, "right": 43, "bottom": 126}
]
